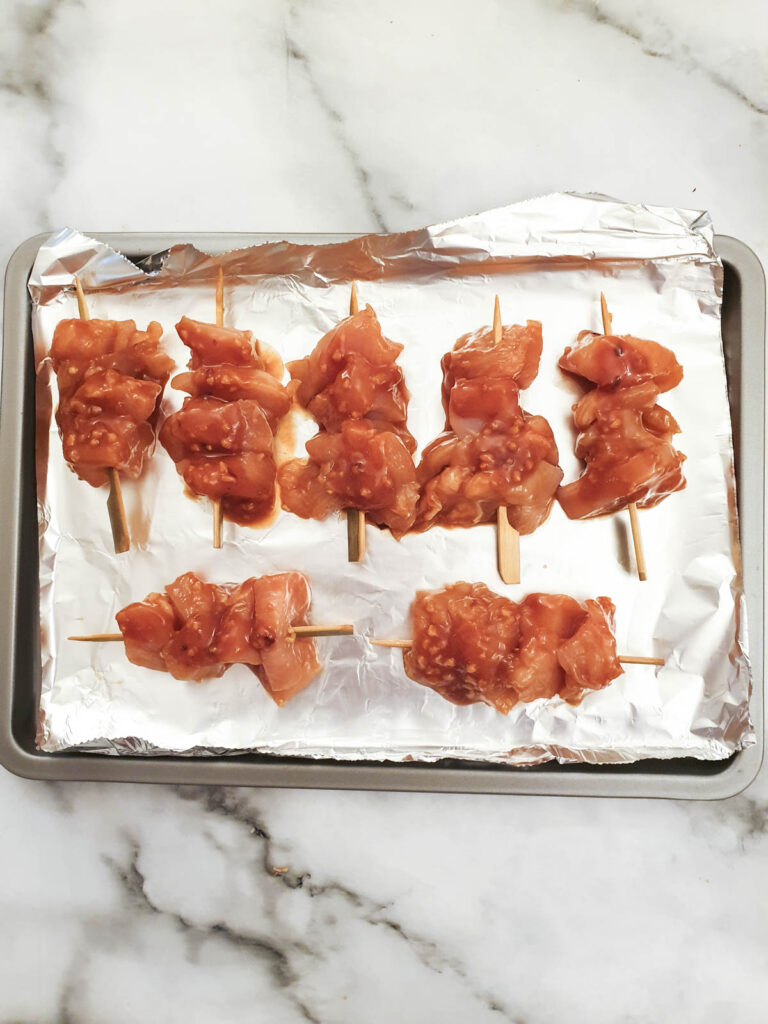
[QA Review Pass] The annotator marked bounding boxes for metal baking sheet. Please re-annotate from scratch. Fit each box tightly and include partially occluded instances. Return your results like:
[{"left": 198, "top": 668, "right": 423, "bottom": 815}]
[{"left": 0, "top": 231, "right": 763, "bottom": 797}]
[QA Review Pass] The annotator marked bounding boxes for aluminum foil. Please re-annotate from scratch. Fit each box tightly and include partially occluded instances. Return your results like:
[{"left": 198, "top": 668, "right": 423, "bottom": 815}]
[{"left": 29, "top": 193, "right": 754, "bottom": 764}]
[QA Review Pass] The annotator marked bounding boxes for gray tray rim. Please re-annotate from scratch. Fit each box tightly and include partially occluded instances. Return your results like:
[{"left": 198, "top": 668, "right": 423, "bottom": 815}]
[{"left": 0, "top": 230, "right": 763, "bottom": 799}]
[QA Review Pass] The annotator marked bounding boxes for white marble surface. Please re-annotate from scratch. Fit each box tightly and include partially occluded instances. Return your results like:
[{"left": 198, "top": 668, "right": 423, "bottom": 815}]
[{"left": 1, "top": 1, "right": 767, "bottom": 1020}]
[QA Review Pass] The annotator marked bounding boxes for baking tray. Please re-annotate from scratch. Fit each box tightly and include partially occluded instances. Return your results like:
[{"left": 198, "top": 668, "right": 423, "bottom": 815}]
[{"left": 0, "top": 232, "right": 763, "bottom": 798}]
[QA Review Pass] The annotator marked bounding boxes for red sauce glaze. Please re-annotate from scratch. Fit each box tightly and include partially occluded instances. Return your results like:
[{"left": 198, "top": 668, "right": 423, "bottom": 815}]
[
  {"left": 558, "top": 331, "right": 686, "bottom": 519},
  {"left": 116, "top": 571, "right": 321, "bottom": 703},
  {"left": 160, "top": 318, "right": 290, "bottom": 526},
  {"left": 414, "top": 320, "right": 563, "bottom": 534},
  {"left": 402, "top": 582, "right": 621, "bottom": 712},
  {"left": 281, "top": 306, "right": 419, "bottom": 533},
  {"left": 49, "top": 318, "right": 173, "bottom": 487}
]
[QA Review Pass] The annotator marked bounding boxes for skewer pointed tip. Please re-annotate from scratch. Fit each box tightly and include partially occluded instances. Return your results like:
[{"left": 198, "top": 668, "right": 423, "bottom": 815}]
[
  {"left": 74, "top": 276, "right": 90, "bottom": 321},
  {"left": 600, "top": 292, "right": 612, "bottom": 335},
  {"left": 492, "top": 294, "right": 502, "bottom": 345},
  {"left": 619, "top": 655, "right": 664, "bottom": 666},
  {"left": 291, "top": 624, "right": 355, "bottom": 639},
  {"left": 349, "top": 281, "right": 359, "bottom": 316}
]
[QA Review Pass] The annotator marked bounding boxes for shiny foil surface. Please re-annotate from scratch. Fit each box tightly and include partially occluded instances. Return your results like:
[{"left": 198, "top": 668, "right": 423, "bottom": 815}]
[{"left": 29, "top": 193, "right": 753, "bottom": 764}]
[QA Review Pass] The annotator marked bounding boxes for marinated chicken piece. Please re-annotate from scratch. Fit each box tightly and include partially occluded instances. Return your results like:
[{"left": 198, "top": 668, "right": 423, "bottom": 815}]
[
  {"left": 558, "top": 331, "right": 685, "bottom": 519},
  {"left": 403, "top": 582, "right": 521, "bottom": 712},
  {"left": 441, "top": 320, "right": 543, "bottom": 398},
  {"left": 510, "top": 594, "right": 620, "bottom": 704},
  {"left": 162, "top": 572, "right": 228, "bottom": 681},
  {"left": 559, "top": 330, "right": 683, "bottom": 392},
  {"left": 115, "top": 571, "right": 321, "bottom": 700},
  {"left": 416, "top": 419, "right": 563, "bottom": 535},
  {"left": 59, "top": 418, "right": 157, "bottom": 487},
  {"left": 172, "top": 366, "right": 290, "bottom": 431},
  {"left": 117, "top": 592, "right": 179, "bottom": 674},
  {"left": 51, "top": 318, "right": 173, "bottom": 385},
  {"left": 49, "top": 318, "right": 173, "bottom": 487},
  {"left": 162, "top": 318, "right": 289, "bottom": 525},
  {"left": 402, "top": 582, "right": 622, "bottom": 712},
  {"left": 160, "top": 397, "right": 277, "bottom": 524},
  {"left": 557, "top": 597, "right": 623, "bottom": 704},
  {"left": 288, "top": 305, "right": 415, "bottom": 451},
  {"left": 279, "top": 420, "right": 419, "bottom": 535},
  {"left": 414, "top": 319, "right": 562, "bottom": 533},
  {"left": 176, "top": 317, "right": 262, "bottom": 370},
  {"left": 248, "top": 573, "right": 322, "bottom": 705}
]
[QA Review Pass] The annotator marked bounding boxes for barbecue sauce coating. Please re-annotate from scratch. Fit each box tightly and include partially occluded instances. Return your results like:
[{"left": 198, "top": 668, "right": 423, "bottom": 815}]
[
  {"left": 414, "top": 321, "right": 563, "bottom": 534},
  {"left": 280, "top": 305, "right": 419, "bottom": 533},
  {"left": 403, "top": 582, "right": 621, "bottom": 712},
  {"left": 159, "top": 317, "right": 290, "bottom": 526},
  {"left": 558, "top": 331, "right": 686, "bottom": 518},
  {"left": 49, "top": 318, "right": 173, "bottom": 487},
  {"left": 116, "top": 571, "right": 321, "bottom": 703}
]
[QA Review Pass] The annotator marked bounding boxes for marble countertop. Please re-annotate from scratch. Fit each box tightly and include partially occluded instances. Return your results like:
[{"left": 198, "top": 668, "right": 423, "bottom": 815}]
[{"left": 1, "top": 1, "right": 766, "bottom": 1020}]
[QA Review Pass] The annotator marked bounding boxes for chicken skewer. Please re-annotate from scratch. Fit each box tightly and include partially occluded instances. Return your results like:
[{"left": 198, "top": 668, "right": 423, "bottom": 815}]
[
  {"left": 160, "top": 273, "right": 290, "bottom": 544},
  {"left": 413, "top": 303, "right": 560, "bottom": 583},
  {"left": 67, "top": 571, "right": 353, "bottom": 704},
  {"left": 601, "top": 294, "right": 647, "bottom": 581},
  {"left": 346, "top": 282, "right": 366, "bottom": 561},
  {"left": 212, "top": 267, "right": 225, "bottom": 549},
  {"left": 557, "top": 297, "right": 685, "bottom": 577},
  {"left": 74, "top": 280, "right": 128, "bottom": 541},
  {"left": 368, "top": 584, "right": 658, "bottom": 712},
  {"left": 368, "top": 580, "right": 663, "bottom": 722},
  {"left": 73, "top": 278, "right": 131, "bottom": 553},
  {"left": 279, "top": 283, "right": 418, "bottom": 551},
  {"left": 494, "top": 296, "right": 521, "bottom": 585}
]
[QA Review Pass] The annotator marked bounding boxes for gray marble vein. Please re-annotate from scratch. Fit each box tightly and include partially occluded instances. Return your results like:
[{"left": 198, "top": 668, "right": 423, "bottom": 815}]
[
  {"left": 566, "top": 0, "right": 768, "bottom": 115},
  {"left": 284, "top": 6, "right": 389, "bottom": 232},
  {"left": 175, "top": 786, "right": 523, "bottom": 1021},
  {"left": 1, "top": 0, "right": 70, "bottom": 181},
  {"left": 103, "top": 834, "right": 322, "bottom": 1023}
]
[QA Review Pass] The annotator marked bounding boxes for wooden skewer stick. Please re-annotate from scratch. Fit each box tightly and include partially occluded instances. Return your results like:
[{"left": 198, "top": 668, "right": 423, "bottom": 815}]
[
  {"left": 74, "top": 276, "right": 90, "bottom": 320},
  {"left": 599, "top": 292, "right": 612, "bottom": 335},
  {"left": 345, "top": 282, "right": 366, "bottom": 562},
  {"left": 212, "top": 267, "right": 225, "bottom": 549},
  {"left": 291, "top": 624, "right": 354, "bottom": 639},
  {"left": 106, "top": 468, "right": 130, "bottom": 554},
  {"left": 369, "top": 637, "right": 664, "bottom": 666},
  {"left": 600, "top": 292, "right": 647, "bottom": 581},
  {"left": 74, "top": 276, "right": 130, "bottom": 554},
  {"left": 493, "top": 295, "right": 521, "bottom": 585},
  {"left": 68, "top": 633, "right": 124, "bottom": 643},
  {"left": 69, "top": 623, "right": 354, "bottom": 643},
  {"left": 627, "top": 502, "right": 647, "bottom": 581}
]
